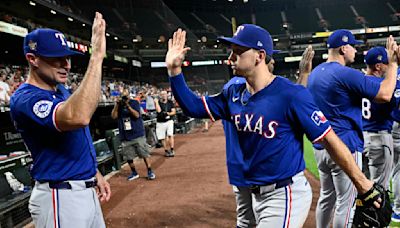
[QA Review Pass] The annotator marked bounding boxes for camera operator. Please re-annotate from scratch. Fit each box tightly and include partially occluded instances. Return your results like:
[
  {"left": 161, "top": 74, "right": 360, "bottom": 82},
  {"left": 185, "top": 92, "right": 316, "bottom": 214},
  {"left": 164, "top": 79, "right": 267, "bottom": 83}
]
[
  {"left": 154, "top": 90, "right": 176, "bottom": 157},
  {"left": 111, "top": 89, "right": 156, "bottom": 181}
]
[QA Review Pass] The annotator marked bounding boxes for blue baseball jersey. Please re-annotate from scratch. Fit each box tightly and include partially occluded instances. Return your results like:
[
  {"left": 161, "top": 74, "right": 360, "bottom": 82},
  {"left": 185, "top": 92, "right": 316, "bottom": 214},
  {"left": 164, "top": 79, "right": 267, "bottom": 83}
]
[
  {"left": 118, "top": 99, "right": 145, "bottom": 141},
  {"left": 307, "top": 62, "right": 380, "bottom": 153},
  {"left": 171, "top": 73, "right": 331, "bottom": 185},
  {"left": 362, "top": 76, "right": 400, "bottom": 132},
  {"left": 10, "top": 83, "right": 97, "bottom": 182},
  {"left": 222, "top": 76, "right": 247, "bottom": 186},
  {"left": 391, "top": 69, "right": 400, "bottom": 122}
]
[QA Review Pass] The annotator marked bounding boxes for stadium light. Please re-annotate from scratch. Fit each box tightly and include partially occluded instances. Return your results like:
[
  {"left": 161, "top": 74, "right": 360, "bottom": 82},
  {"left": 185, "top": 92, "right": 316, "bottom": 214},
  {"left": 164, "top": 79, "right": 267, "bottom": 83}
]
[
  {"left": 50, "top": 10, "right": 56, "bottom": 15},
  {"left": 67, "top": 17, "right": 74, "bottom": 22},
  {"left": 82, "top": 23, "right": 86, "bottom": 27},
  {"left": 114, "top": 36, "right": 118, "bottom": 40},
  {"left": 244, "top": 0, "right": 248, "bottom": 3},
  {"left": 29, "top": 1, "right": 36, "bottom": 6},
  {"left": 106, "top": 33, "right": 110, "bottom": 37}
]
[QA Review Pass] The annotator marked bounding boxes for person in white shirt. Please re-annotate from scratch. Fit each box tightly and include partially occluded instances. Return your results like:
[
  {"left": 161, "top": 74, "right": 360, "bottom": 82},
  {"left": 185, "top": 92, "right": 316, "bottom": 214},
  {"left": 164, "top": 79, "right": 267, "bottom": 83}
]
[{"left": 0, "top": 71, "right": 10, "bottom": 105}]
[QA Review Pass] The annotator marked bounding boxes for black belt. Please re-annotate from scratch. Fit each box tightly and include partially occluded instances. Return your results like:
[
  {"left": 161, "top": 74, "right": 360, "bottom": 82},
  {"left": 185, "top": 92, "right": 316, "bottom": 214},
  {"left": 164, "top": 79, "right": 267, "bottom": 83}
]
[
  {"left": 48, "top": 180, "right": 97, "bottom": 189},
  {"left": 249, "top": 178, "right": 293, "bottom": 194}
]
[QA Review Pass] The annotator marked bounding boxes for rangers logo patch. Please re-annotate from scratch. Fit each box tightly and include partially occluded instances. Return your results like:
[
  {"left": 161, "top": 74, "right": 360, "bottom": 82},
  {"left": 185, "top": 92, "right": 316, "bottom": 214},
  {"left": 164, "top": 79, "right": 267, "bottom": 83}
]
[
  {"left": 33, "top": 100, "right": 53, "bottom": 118},
  {"left": 377, "top": 55, "right": 383, "bottom": 61},
  {"left": 311, "top": 111, "right": 327, "bottom": 126},
  {"left": 342, "top": 35, "right": 349, "bottom": 43}
]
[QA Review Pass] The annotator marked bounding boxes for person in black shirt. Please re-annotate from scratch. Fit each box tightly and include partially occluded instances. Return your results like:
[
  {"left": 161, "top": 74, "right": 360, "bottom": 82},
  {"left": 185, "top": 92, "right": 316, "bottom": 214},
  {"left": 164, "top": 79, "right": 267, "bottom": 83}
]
[
  {"left": 111, "top": 89, "right": 156, "bottom": 180},
  {"left": 155, "top": 90, "right": 176, "bottom": 157}
]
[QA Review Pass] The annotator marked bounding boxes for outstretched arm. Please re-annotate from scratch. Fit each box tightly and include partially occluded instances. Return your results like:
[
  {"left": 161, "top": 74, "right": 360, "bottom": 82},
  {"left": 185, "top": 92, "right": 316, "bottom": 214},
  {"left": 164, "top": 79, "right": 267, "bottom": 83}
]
[
  {"left": 55, "top": 12, "right": 106, "bottom": 131},
  {"left": 374, "top": 36, "right": 399, "bottom": 103},
  {"left": 166, "top": 29, "right": 225, "bottom": 120},
  {"left": 318, "top": 130, "right": 382, "bottom": 208},
  {"left": 296, "top": 45, "right": 314, "bottom": 86}
]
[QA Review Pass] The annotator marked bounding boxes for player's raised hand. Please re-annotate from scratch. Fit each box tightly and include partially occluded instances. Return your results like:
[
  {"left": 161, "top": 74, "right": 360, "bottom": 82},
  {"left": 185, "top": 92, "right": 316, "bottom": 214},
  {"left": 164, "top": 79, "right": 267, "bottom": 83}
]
[
  {"left": 386, "top": 35, "right": 398, "bottom": 65},
  {"left": 299, "top": 45, "right": 314, "bottom": 75},
  {"left": 166, "top": 29, "right": 191, "bottom": 76},
  {"left": 91, "top": 12, "right": 106, "bottom": 59}
]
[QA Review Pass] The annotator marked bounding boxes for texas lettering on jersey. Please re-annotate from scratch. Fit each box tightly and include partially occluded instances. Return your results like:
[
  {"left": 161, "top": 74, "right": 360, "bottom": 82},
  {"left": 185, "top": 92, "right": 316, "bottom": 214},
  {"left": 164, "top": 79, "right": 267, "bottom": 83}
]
[{"left": 231, "top": 113, "right": 278, "bottom": 138}]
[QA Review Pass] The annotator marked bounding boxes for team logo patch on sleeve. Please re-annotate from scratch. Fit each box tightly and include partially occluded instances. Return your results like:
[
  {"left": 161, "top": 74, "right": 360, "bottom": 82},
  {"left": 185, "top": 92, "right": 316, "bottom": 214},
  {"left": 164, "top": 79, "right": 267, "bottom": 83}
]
[
  {"left": 33, "top": 100, "right": 53, "bottom": 118},
  {"left": 311, "top": 111, "right": 327, "bottom": 126}
]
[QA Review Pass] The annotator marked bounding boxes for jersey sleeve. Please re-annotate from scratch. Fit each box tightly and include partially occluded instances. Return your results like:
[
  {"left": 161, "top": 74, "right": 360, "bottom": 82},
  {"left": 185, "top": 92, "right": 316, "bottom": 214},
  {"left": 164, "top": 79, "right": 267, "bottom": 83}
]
[
  {"left": 341, "top": 68, "right": 380, "bottom": 100},
  {"left": 14, "top": 92, "right": 65, "bottom": 132},
  {"left": 170, "top": 73, "right": 229, "bottom": 121},
  {"left": 288, "top": 88, "right": 332, "bottom": 143}
]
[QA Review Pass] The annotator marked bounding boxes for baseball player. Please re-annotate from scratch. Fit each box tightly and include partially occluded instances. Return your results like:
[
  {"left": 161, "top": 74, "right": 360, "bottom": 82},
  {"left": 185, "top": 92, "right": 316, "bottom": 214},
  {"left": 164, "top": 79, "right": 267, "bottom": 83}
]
[
  {"left": 362, "top": 46, "right": 400, "bottom": 190},
  {"left": 165, "top": 25, "right": 377, "bottom": 227},
  {"left": 391, "top": 68, "right": 400, "bottom": 222},
  {"left": 224, "top": 46, "right": 314, "bottom": 228},
  {"left": 10, "top": 13, "right": 110, "bottom": 228},
  {"left": 307, "top": 30, "right": 399, "bottom": 228}
]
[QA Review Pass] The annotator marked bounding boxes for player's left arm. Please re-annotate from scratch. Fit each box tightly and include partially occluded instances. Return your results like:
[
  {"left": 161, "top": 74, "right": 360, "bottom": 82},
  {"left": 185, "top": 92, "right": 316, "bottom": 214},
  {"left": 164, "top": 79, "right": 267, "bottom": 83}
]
[
  {"left": 95, "top": 170, "right": 111, "bottom": 202},
  {"left": 318, "top": 131, "right": 376, "bottom": 197},
  {"left": 289, "top": 88, "right": 376, "bottom": 197}
]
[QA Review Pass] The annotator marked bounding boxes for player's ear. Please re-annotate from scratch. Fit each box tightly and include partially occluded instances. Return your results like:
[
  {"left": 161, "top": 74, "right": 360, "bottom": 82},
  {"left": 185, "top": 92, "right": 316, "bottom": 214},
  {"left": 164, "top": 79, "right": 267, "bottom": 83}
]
[
  {"left": 339, "top": 46, "right": 345, "bottom": 55},
  {"left": 256, "top": 50, "right": 266, "bottom": 65},
  {"left": 26, "top": 53, "right": 39, "bottom": 68}
]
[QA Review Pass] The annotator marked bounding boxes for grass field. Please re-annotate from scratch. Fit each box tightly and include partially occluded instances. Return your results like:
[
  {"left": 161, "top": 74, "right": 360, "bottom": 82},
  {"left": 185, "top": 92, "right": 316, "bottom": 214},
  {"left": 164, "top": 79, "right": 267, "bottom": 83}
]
[{"left": 303, "top": 137, "right": 400, "bottom": 227}]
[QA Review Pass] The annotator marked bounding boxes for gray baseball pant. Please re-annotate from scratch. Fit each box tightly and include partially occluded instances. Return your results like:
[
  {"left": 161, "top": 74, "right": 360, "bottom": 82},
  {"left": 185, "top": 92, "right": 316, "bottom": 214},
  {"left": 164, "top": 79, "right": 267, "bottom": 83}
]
[
  {"left": 29, "top": 180, "right": 106, "bottom": 228},
  {"left": 252, "top": 171, "right": 312, "bottom": 228},
  {"left": 363, "top": 131, "right": 394, "bottom": 190},
  {"left": 314, "top": 149, "right": 362, "bottom": 228},
  {"left": 232, "top": 186, "right": 257, "bottom": 228}
]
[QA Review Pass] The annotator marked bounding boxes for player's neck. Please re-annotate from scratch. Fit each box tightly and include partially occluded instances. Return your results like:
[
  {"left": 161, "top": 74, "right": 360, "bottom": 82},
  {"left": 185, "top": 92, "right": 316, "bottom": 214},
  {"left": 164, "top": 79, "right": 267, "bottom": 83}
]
[
  {"left": 327, "top": 54, "right": 346, "bottom": 66},
  {"left": 366, "top": 69, "right": 383, "bottom": 78},
  {"left": 245, "top": 70, "right": 275, "bottom": 95},
  {"left": 26, "top": 71, "right": 57, "bottom": 91}
]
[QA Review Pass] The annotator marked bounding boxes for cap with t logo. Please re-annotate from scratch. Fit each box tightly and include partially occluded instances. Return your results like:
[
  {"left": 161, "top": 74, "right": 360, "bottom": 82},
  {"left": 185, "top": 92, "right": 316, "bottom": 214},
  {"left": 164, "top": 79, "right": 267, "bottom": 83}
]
[
  {"left": 217, "top": 24, "right": 279, "bottom": 56},
  {"left": 23, "top": 28, "right": 83, "bottom": 57}
]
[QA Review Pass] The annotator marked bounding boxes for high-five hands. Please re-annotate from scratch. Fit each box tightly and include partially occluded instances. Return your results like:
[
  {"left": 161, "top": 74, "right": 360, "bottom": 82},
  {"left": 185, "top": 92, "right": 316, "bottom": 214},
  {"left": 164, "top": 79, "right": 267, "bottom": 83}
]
[{"left": 165, "top": 29, "right": 191, "bottom": 76}]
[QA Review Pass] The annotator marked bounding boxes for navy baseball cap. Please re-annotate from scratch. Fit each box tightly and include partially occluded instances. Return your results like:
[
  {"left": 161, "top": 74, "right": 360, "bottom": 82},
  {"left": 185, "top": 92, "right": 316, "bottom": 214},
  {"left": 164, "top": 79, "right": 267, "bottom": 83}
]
[
  {"left": 364, "top": 46, "right": 388, "bottom": 65},
  {"left": 327, "top": 29, "right": 363, "bottom": 49},
  {"left": 218, "top": 24, "right": 279, "bottom": 56},
  {"left": 23, "top": 28, "right": 83, "bottom": 57}
]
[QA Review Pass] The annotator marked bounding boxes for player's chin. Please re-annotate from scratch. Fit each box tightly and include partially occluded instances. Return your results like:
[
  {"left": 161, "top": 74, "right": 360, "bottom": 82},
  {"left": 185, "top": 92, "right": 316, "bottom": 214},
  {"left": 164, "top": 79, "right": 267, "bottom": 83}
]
[{"left": 56, "top": 76, "right": 68, "bottom": 84}]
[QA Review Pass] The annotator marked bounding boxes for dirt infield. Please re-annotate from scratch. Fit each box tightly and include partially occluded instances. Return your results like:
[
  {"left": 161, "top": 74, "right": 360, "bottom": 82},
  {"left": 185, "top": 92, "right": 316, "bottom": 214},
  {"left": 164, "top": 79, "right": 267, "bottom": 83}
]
[{"left": 102, "top": 121, "right": 319, "bottom": 228}]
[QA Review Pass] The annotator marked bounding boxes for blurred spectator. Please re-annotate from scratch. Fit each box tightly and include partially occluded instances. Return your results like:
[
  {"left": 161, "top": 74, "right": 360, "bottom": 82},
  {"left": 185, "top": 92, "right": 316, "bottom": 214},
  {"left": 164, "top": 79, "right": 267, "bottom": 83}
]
[
  {"left": 155, "top": 90, "right": 177, "bottom": 157},
  {"left": 0, "top": 71, "right": 10, "bottom": 105},
  {"left": 9, "top": 69, "right": 24, "bottom": 94},
  {"left": 111, "top": 89, "right": 156, "bottom": 181}
]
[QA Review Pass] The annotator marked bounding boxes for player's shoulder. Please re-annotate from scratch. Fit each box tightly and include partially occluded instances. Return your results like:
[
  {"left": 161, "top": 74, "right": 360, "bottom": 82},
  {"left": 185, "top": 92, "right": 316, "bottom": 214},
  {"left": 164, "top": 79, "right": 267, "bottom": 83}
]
[
  {"left": 223, "top": 76, "right": 246, "bottom": 91},
  {"left": 273, "top": 76, "right": 310, "bottom": 102},
  {"left": 275, "top": 76, "right": 305, "bottom": 92},
  {"left": 10, "top": 84, "right": 54, "bottom": 112}
]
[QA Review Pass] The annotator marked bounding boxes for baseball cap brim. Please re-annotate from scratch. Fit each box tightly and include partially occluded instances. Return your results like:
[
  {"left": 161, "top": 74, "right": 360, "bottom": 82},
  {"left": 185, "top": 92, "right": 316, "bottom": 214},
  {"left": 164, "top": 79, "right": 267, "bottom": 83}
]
[
  {"left": 218, "top": 36, "right": 255, "bottom": 49},
  {"left": 218, "top": 36, "right": 280, "bottom": 54},
  {"left": 351, "top": 40, "right": 364, "bottom": 45},
  {"left": 37, "top": 49, "right": 84, "bottom": 58}
]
